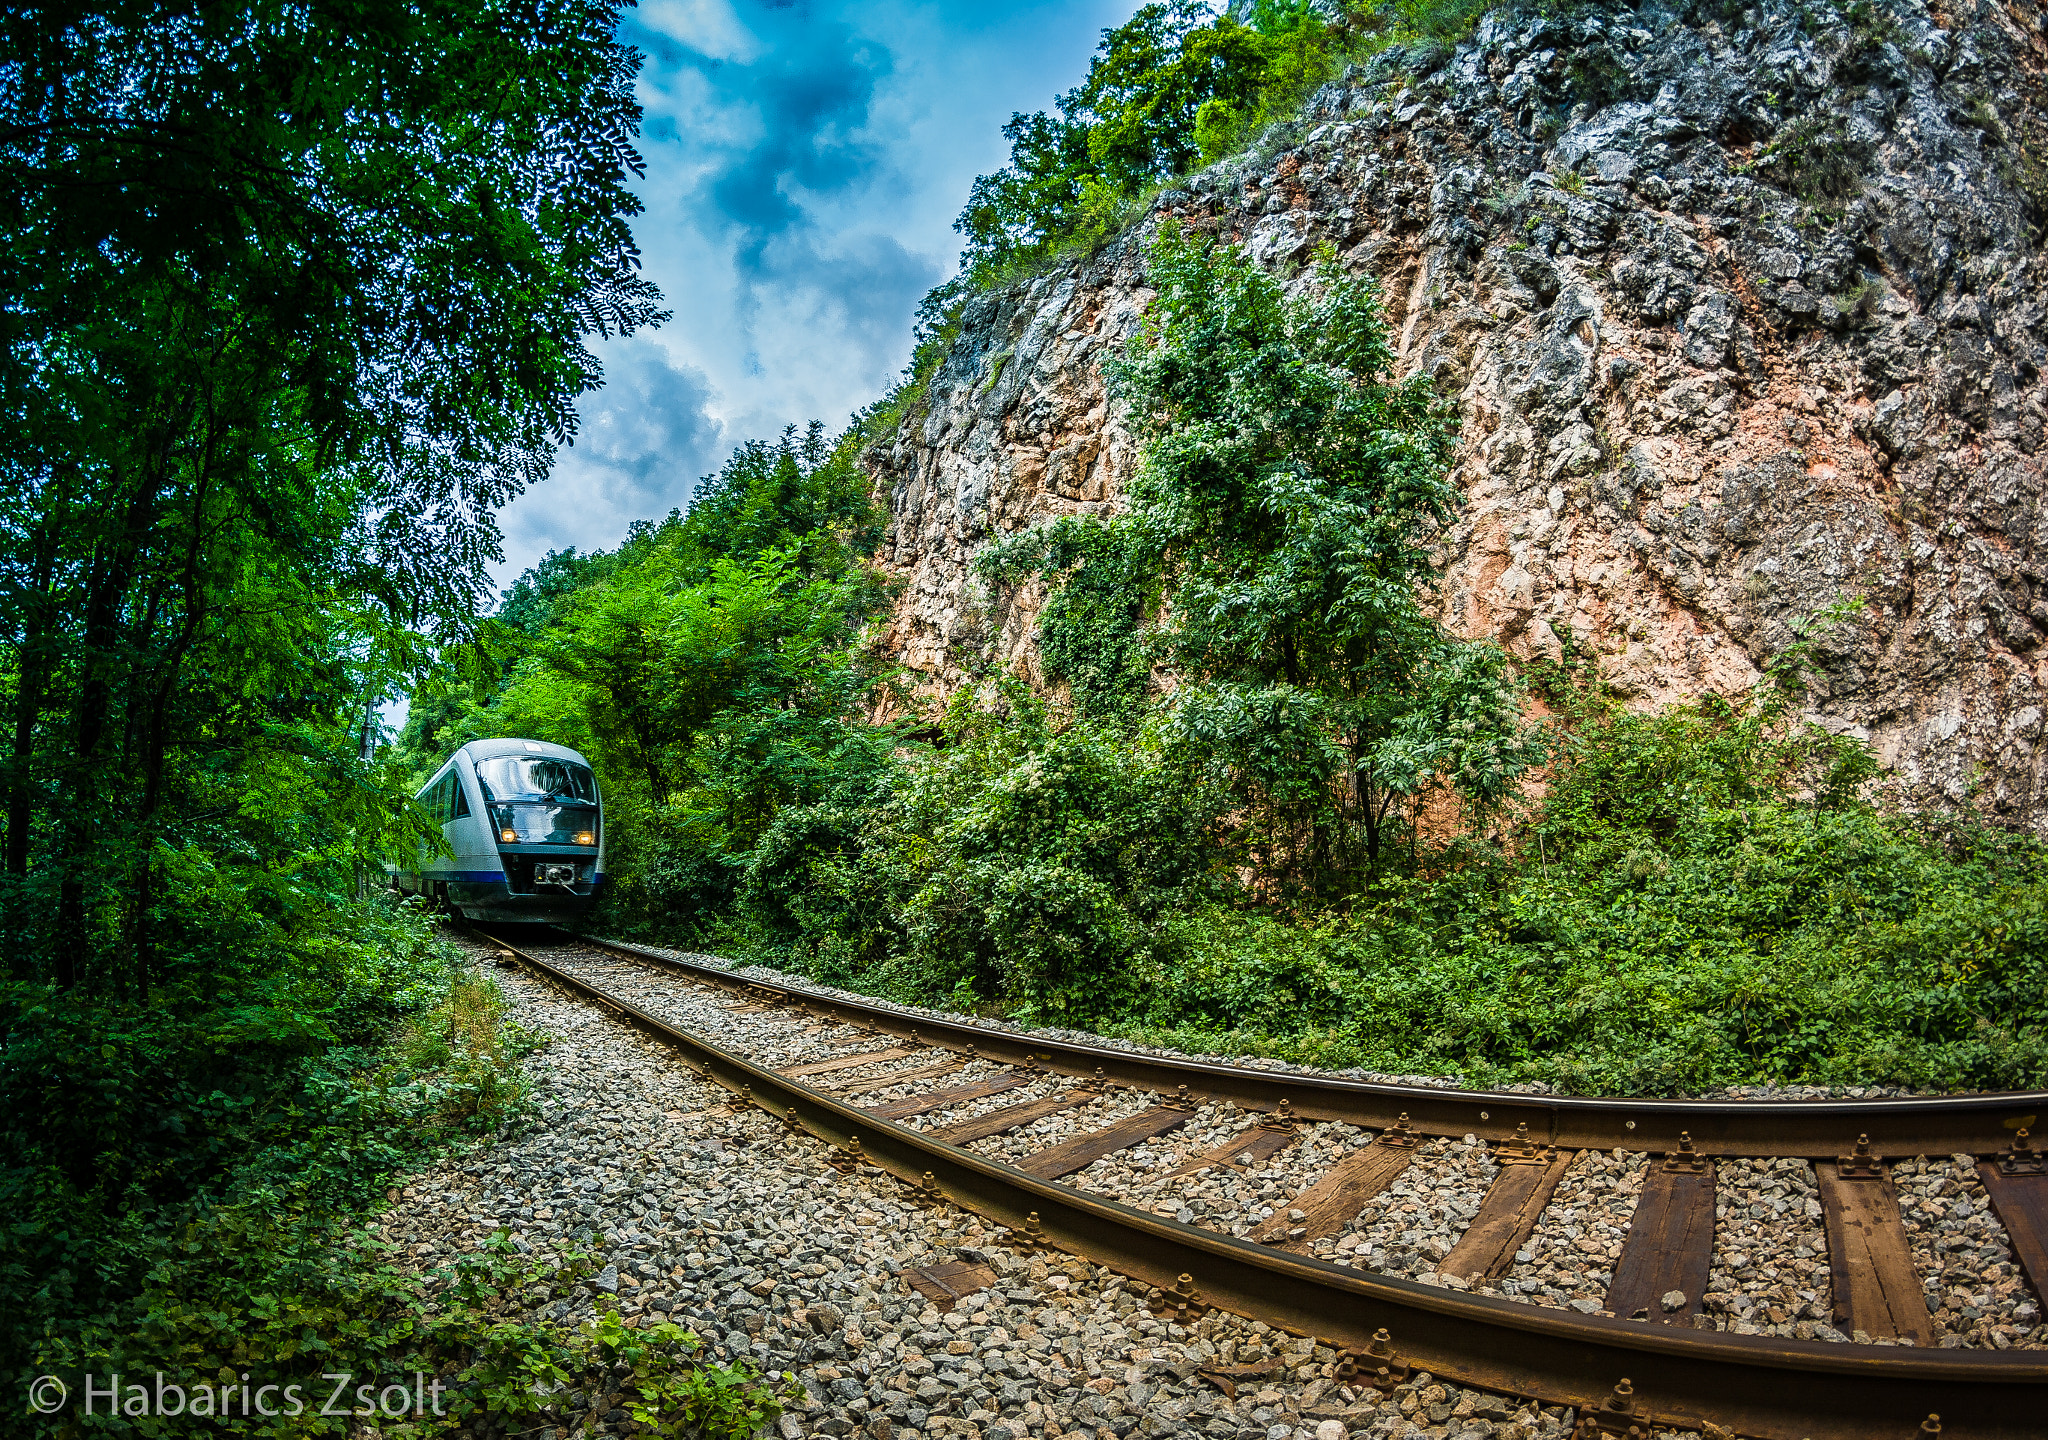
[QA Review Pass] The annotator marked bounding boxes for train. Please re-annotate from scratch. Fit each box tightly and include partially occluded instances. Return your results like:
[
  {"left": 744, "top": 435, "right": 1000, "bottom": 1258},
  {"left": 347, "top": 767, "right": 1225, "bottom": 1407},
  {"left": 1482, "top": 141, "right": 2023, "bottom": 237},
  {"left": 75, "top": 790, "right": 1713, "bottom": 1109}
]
[{"left": 388, "top": 738, "right": 605, "bottom": 923}]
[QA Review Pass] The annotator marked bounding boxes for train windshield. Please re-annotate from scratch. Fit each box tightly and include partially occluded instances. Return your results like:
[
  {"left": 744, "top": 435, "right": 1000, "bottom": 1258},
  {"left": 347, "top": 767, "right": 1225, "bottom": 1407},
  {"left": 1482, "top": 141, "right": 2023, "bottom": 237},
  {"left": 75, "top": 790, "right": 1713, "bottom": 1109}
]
[{"left": 476, "top": 756, "right": 597, "bottom": 804}]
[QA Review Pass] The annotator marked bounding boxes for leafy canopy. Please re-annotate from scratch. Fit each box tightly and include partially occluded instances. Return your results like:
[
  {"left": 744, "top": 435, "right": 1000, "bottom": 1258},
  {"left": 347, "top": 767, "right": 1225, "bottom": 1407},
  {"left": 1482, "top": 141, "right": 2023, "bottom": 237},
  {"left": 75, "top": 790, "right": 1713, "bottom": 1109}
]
[
  {"left": 407, "top": 426, "right": 894, "bottom": 934},
  {"left": 1, "top": 0, "right": 670, "bottom": 1407},
  {"left": 2, "top": 0, "right": 664, "bottom": 995},
  {"left": 1067, "top": 229, "right": 1541, "bottom": 872},
  {"left": 956, "top": 0, "right": 1349, "bottom": 278}
]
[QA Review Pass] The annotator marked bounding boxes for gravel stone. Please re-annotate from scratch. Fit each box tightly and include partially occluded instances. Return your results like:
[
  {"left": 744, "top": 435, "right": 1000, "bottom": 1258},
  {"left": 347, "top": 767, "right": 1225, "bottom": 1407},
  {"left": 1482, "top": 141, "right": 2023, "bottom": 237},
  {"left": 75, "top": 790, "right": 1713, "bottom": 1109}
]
[
  {"left": 401, "top": 925, "right": 2044, "bottom": 1440},
  {"left": 1700, "top": 1158, "right": 1835, "bottom": 1342}
]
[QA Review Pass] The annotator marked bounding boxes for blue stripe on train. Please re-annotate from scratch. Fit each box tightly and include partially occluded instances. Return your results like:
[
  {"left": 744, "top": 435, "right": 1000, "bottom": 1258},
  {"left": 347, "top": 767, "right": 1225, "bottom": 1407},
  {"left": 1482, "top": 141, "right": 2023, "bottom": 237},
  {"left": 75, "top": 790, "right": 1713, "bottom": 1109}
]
[{"left": 423, "top": 871, "right": 508, "bottom": 883}]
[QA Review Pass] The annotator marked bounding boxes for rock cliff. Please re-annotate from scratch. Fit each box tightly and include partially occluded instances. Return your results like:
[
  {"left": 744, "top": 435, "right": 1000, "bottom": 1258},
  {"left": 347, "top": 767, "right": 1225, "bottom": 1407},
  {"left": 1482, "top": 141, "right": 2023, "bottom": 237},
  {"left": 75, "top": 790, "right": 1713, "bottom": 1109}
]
[{"left": 865, "top": 0, "right": 2048, "bottom": 824}]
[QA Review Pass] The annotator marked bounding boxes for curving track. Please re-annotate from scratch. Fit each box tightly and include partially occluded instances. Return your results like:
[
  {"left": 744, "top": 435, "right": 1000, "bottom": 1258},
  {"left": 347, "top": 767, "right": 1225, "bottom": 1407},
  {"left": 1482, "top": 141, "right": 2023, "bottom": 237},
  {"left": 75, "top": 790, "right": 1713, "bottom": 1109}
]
[{"left": 471, "top": 925, "right": 2048, "bottom": 1440}]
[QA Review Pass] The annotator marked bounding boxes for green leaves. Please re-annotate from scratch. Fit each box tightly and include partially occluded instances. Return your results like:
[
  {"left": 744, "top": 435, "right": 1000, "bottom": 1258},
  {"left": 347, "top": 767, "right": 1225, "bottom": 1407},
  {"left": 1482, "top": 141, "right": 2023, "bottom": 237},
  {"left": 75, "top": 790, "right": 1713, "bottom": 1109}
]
[
  {"left": 953, "top": 1, "right": 1342, "bottom": 277},
  {"left": 426, "top": 426, "right": 894, "bottom": 934},
  {"left": 1107, "top": 231, "right": 1539, "bottom": 871},
  {"left": 2, "top": 0, "right": 665, "bottom": 999}
]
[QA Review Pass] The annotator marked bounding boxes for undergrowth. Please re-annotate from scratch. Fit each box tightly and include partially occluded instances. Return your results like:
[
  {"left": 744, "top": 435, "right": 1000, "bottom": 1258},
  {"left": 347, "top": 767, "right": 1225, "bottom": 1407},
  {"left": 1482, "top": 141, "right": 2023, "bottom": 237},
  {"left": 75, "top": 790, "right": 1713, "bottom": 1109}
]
[
  {"left": 8, "top": 904, "right": 787, "bottom": 1436},
  {"left": 738, "top": 689, "right": 2048, "bottom": 1097}
]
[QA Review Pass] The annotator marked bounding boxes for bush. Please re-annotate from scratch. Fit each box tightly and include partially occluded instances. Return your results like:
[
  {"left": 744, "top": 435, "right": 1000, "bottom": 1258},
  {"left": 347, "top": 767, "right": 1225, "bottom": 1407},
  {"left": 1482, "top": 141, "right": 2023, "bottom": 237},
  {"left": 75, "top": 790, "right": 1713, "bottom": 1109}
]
[
  {"left": 742, "top": 681, "right": 1229, "bottom": 1020},
  {"left": 1109, "top": 729, "right": 2048, "bottom": 1095},
  {"left": 7, "top": 918, "right": 788, "bottom": 1436}
]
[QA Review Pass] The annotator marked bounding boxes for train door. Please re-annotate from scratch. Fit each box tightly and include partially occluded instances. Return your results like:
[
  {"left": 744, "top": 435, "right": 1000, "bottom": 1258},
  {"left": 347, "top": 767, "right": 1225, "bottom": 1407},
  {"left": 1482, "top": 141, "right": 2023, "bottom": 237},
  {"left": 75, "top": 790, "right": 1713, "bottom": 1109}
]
[{"left": 444, "top": 762, "right": 502, "bottom": 917}]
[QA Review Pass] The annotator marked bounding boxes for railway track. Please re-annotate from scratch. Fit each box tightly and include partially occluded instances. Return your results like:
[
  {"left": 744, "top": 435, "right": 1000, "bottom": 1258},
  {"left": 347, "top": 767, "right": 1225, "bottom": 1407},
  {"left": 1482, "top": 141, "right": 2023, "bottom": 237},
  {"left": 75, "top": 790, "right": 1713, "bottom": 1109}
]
[{"left": 470, "top": 925, "right": 2048, "bottom": 1440}]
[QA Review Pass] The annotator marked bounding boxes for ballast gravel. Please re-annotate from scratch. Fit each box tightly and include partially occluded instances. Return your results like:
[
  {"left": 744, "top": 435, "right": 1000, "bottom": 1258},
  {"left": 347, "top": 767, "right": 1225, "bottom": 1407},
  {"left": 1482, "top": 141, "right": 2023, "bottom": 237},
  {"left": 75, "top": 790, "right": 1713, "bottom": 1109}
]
[
  {"left": 1339, "top": 1138, "right": 1496, "bottom": 1282},
  {"left": 1898, "top": 1156, "right": 2040, "bottom": 1350},
  {"left": 388, "top": 939, "right": 1742, "bottom": 1439},
  {"left": 1473, "top": 1149, "right": 1642, "bottom": 1315}
]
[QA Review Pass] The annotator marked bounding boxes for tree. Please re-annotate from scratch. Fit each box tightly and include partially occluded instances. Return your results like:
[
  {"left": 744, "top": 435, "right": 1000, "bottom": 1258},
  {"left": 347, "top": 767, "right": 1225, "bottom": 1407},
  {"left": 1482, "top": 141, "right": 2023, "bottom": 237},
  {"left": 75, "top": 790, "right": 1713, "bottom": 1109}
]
[
  {"left": 673, "top": 423, "right": 880, "bottom": 582},
  {"left": 954, "top": 1, "right": 1337, "bottom": 276},
  {"left": 0, "top": 0, "right": 664, "bottom": 991},
  {"left": 1106, "top": 229, "right": 1542, "bottom": 876}
]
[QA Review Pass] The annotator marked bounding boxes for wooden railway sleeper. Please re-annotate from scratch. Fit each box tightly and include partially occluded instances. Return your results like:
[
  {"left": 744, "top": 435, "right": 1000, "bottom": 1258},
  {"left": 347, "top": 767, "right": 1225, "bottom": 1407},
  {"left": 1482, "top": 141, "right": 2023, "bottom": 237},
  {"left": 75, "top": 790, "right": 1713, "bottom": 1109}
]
[{"left": 566, "top": 928, "right": 2048, "bottom": 1161}]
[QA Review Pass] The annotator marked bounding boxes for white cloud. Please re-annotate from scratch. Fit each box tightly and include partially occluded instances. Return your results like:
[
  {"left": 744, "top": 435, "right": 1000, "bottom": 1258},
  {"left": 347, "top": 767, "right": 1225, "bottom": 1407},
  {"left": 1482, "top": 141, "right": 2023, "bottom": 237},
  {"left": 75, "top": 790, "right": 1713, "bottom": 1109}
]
[
  {"left": 492, "top": 0, "right": 1137, "bottom": 591},
  {"left": 634, "top": 0, "right": 761, "bottom": 61}
]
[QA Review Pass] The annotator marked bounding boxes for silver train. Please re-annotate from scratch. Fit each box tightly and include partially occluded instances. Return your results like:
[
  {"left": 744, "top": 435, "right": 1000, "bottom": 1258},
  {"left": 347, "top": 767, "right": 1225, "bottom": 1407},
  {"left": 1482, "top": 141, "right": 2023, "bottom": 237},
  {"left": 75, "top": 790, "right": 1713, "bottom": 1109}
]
[{"left": 389, "top": 738, "right": 606, "bottom": 922}]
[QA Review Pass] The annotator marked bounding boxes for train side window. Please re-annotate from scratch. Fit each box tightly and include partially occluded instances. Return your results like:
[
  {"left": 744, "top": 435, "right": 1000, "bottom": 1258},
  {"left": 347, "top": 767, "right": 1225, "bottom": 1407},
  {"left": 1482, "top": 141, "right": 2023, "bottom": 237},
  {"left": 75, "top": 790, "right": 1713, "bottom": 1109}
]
[{"left": 454, "top": 781, "right": 469, "bottom": 818}]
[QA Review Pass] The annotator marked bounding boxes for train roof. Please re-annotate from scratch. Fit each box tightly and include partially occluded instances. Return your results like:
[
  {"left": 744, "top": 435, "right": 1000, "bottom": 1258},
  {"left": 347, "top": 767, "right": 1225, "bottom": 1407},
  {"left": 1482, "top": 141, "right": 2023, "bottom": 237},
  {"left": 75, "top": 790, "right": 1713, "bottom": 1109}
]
[{"left": 460, "top": 737, "right": 594, "bottom": 766}]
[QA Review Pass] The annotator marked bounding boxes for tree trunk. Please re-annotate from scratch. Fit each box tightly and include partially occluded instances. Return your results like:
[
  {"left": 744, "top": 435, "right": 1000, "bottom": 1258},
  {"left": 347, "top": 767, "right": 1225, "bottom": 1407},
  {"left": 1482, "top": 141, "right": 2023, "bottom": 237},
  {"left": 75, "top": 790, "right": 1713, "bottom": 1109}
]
[
  {"left": 4, "top": 512, "right": 62, "bottom": 980},
  {"left": 54, "top": 471, "right": 157, "bottom": 991}
]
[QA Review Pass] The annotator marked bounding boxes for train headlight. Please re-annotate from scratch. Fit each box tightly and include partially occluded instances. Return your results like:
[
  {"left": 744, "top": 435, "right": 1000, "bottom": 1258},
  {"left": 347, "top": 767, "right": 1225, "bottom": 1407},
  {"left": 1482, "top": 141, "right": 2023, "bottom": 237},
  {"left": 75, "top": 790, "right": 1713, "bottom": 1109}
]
[
  {"left": 574, "top": 831, "right": 595, "bottom": 846},
  {"left": 500, "top": 828, "right": 518, "bottom": 843}
]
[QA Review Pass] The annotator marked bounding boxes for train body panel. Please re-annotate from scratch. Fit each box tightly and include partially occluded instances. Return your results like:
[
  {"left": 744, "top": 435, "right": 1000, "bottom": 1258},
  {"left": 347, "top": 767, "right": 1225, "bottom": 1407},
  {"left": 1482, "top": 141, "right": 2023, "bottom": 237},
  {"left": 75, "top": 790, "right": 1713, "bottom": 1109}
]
[{"left": 388, "top": 738, "right": 605, "bottom": 923}]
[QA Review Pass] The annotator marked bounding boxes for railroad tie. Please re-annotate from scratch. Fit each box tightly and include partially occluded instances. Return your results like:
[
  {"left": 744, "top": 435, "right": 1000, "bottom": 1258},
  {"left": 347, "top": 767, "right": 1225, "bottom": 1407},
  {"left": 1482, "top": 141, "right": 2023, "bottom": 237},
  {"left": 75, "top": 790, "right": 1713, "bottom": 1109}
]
[
  {"left": 929, "top": 1093, "right": 1091, "bottom": 1145},
  {"left": 468, "top": 925, "right": 2048, "bottom": 1440},
  {"left": 1250, "top": 1137, "right": 1420, "bottom": 1249},
  {"left": 826, "top": 1058, "right": 966, "bottom": 1097},
  {"left": 863, "top": 1073, "right": 1029, "bottom": 1121},
  {"left": 1165, "top": 1124, "right": 1300, "bottom": 1181},
  {"left": 1015, "top": 1105, "right": 1193, "bottom": 1180},
  {"left": 1975, "top": 1126, "right": 2048, "bottom": 1308},
  {"left": 1815, "top": 1136, "right": 1935, "bottom": 1346},
  {"left": 1441, "top": 1132, "right": 1578, "bottom": 1283},
  {"left": 904, "top": 1260, "right": 999, "bottom": 1313},
  {"left": 1604, "top": 1134, "right": 1716, "bottom": 1325},
  {"left": 781, "top": 1047, "right": 914, "bottom": 1078}
]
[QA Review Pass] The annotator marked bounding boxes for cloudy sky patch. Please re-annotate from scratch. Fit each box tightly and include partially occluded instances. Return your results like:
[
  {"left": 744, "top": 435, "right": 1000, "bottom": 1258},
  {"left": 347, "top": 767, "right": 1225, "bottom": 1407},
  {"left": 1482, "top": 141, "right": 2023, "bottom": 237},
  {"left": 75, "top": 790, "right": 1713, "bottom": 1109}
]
[{"left": 493, "top": 0, "right": 1134, "bottom": 590}]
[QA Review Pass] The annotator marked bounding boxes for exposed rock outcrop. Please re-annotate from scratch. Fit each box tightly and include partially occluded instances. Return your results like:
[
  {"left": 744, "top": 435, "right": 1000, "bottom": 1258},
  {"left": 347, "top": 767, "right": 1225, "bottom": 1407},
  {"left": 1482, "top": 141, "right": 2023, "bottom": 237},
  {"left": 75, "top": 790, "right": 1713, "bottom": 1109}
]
[{"left": 866, "top": 0, "right": 2048, "bottom": 824}]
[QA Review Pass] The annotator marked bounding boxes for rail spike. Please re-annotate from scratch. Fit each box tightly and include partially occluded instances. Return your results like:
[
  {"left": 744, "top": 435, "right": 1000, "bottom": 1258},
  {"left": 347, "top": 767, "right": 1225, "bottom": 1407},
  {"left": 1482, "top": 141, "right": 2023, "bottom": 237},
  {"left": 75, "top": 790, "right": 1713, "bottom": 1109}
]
[
  {"left": 1569, "top": 1378, "right": 1640, "bottom": 1438},
  {"left": 1334, "top": 1327, "right": 1408, "bottom": 1391},
  {"left": 1146, "top": 1272, "right": 1208, "bottom": 1325},
  {"left": 1836, "top": 1132, "right": 1884, "bottom": 1179},
  {"left": 1661, "top": 1130, "right": 1709, "bottom": 1175},
  {"left": 1260, "top": 1098, "right": 1297, "bottom": 1133},
  {"left": 1494, "top": 1121, "right": 1556, "bottom": 1167},
  {"left": 1997, "top": 1126, "right": 2044, "bottom": 1177},
  {"left": 1376, "top": 1112, "right": 1420, "bottom": 1149},
  {"left": 1003, "top": 1211, "right": 1057, "bottom": 1254}
]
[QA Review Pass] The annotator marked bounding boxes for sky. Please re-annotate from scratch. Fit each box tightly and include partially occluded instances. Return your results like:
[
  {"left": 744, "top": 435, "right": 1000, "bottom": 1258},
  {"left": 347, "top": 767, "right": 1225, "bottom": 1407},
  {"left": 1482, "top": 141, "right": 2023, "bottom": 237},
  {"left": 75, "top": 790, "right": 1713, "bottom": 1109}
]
[{"left": 492, "top": 0, "right": 1136, "bottom": 598}]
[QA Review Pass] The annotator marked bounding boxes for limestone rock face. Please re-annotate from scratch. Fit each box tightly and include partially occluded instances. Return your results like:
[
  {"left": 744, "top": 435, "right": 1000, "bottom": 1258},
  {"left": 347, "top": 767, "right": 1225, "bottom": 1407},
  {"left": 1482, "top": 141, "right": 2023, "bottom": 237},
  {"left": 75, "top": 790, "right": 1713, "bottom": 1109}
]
[{"left": 865, "top": 0, "right": 2048, "bottom": 825}]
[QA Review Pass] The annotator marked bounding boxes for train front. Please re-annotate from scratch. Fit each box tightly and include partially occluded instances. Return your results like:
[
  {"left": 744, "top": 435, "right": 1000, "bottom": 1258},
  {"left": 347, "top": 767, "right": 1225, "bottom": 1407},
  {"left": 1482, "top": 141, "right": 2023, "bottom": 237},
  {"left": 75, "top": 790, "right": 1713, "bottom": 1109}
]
[{"left": 471, "top": 741, "right": 604, "bottom": 922}]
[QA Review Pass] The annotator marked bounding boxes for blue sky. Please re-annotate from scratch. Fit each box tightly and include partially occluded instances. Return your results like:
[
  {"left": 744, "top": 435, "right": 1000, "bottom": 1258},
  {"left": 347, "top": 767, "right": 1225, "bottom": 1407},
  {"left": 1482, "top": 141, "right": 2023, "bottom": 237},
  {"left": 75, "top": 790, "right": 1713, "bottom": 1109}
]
[{"left": 493, "top": 0, "right": 1136, "bottom": 592}]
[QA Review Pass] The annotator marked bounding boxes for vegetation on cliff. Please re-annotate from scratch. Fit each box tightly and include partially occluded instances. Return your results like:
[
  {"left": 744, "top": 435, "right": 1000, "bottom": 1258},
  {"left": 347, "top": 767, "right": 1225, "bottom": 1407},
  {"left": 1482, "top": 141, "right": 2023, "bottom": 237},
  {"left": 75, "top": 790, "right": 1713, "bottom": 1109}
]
[{"left": 955, "top": 0, "right": 1491, "bottom": 280}]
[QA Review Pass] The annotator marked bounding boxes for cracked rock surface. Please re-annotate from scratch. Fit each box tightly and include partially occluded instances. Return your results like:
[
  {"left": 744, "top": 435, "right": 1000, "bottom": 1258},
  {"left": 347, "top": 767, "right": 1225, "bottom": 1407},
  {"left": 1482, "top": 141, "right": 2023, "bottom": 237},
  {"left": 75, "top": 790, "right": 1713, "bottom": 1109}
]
[{"left": 863, "top": 0, "right": 2048, "bottom": 829}]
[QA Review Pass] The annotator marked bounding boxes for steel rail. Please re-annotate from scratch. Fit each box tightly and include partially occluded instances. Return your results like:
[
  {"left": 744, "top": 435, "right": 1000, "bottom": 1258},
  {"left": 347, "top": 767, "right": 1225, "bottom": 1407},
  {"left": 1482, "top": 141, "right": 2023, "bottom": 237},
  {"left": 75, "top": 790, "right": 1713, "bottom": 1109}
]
[
  {"left": 556, "top": 930, "right": 2045, "bottom": 1161},
  {"left": 485, "top": 930, "right": 2048, "bottom": 1440}
]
